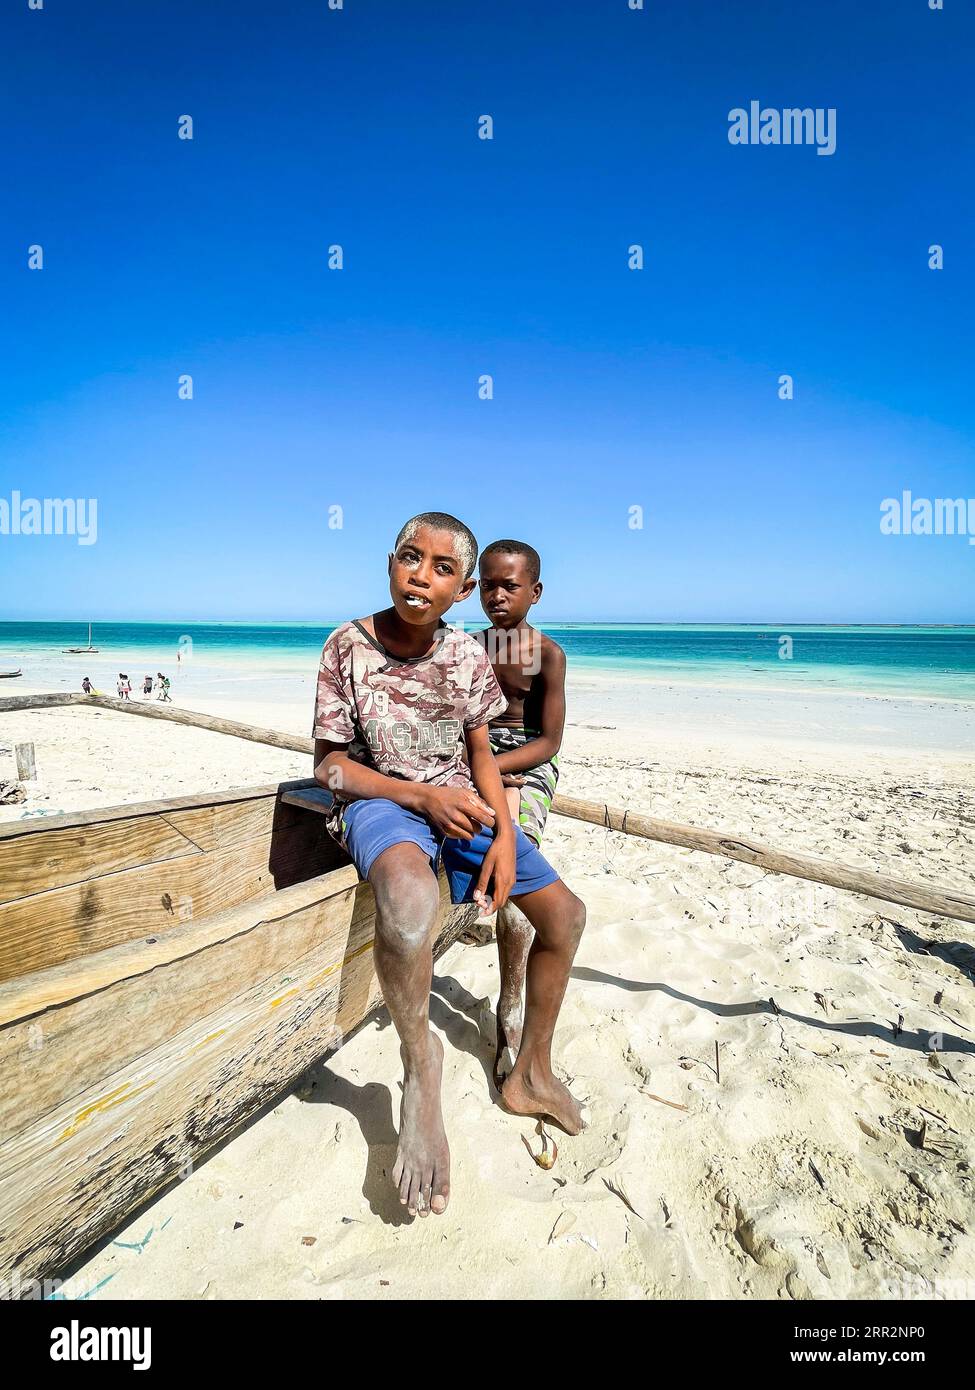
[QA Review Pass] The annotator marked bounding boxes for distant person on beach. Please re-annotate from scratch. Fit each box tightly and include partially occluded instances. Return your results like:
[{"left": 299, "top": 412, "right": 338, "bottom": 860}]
[
  {"left": 143, "top": 674, "right": 153, "bottom": 698},
  {"left": 117, "top": 673, "right": 132, "bottom": 700},
  {"left": 312, "top": 511, "right": 586, "bottom": 1219},
  {"left": 81, "top": 677, "right": 92, "bottom": 695},
  {"left": 156, "top": 672, "right": 172, "bottom": 702},
  {"left": 473, "top": 540, "right": 566, "bottom": 1089}
]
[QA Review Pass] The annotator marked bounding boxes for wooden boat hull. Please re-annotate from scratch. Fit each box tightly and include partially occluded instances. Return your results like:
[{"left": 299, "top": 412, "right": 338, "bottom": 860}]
[
  {"left": 0, "top": 780, "right": 478, "bottom": 1292},
  {"left": 0, "top": 671, "right": 21, "bottom": 679}
]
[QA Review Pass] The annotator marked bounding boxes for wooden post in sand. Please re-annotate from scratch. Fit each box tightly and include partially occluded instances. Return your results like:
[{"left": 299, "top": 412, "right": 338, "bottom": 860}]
[{"left": 14, "top": 743, "right": 36, "bottom": 781}]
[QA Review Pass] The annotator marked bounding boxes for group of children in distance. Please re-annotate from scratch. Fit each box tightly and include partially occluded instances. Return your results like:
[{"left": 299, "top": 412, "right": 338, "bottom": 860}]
[
  {"left": 80, "top": 673, "right": 172, "bottom": 701},
  {"left": 313, "top": 511, "right": 583, "bottom": 1219}
]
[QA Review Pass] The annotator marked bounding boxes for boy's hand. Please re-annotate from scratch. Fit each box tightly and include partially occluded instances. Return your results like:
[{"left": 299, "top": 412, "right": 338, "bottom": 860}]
[
  {"left": 417, "top": 785, "right": 496, "bottom": 841},
  {"left": 473, "top": 830, "right": 516, "bottom": 914},
  {"left": 500, "top": 773, "right": 526, "bottom": 787}
]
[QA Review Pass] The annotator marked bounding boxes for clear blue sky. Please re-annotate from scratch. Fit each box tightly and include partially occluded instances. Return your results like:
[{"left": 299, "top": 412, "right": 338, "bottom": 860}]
[{"left": 0, "top": 0, "right": 971, "bottom": 623}]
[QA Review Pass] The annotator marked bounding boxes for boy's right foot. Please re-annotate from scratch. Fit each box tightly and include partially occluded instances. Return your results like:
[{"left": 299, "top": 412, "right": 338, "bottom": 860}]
[
  {"left": 501, "top": 1063, "right": 586, "bottom": 1135},
  {"left": 391, "top": 1031, "right": 450, "bottom": 1217}
]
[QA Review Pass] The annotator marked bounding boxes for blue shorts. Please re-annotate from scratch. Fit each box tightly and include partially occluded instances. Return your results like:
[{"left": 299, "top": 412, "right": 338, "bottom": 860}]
[{"left": 338, "top": 797, "right": 560, "bottom": 905}]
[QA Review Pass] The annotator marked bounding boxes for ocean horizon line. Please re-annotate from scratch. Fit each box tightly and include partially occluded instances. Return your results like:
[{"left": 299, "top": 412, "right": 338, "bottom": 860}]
[{"left": 2, "top": 618, "right": 973, "bottom": 631}]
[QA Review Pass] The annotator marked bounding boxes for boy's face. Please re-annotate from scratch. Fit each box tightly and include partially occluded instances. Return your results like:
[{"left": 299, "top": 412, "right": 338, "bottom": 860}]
[
  {"left": 478, "top": 552, "right": 541, "bottom": 627},
  {"left": 387, "top": 525, "right": 476, "bottom": 626}
]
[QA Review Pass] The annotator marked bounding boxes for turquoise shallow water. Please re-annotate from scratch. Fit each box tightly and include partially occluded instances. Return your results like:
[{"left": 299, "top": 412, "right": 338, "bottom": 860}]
[{"left": 1, "top": 622, "right": 973, "bottom": 703}]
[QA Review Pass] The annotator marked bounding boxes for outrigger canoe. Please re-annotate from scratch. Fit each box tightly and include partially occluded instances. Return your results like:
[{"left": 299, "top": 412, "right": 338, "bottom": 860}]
[{"left": 0, "top": 779, "right": 478, "bottom": 1292}]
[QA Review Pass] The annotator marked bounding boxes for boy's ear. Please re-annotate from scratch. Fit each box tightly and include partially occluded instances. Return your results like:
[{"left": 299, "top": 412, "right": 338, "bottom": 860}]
[
  {"left": 454, "top": 575, "right": 478, "bottom": 603},
  {"left": 531, "top": 581, "right": 543, "bottom": 604},
  {"left": 387, "top": 552, "right": 394, "bottom": 575}
]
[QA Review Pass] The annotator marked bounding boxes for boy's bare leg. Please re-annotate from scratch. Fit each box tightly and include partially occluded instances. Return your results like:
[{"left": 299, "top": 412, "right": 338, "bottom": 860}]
[
  {"left": 369, "top": 841, "right": 450, "bottom": 1217},
  {"left": 494, "top": 901, "right": 532, "bottom": 1089},
  {"left": 492, "top": 783, "right": 532, "bottom": 1087},
  {"left": 499, "top": 879, "right": 587, "bottom": 1134}
]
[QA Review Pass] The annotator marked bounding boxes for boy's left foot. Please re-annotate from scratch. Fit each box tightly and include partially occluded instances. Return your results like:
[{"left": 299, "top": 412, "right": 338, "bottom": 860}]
[{"left": 501, "top": 1065, "right": 586, "bottom": 1135}]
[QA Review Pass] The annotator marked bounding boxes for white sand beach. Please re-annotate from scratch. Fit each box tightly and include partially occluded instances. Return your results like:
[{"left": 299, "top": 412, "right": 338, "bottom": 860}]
[{"left": 1, "top": 677, "right": 973, "bottom": 1301}]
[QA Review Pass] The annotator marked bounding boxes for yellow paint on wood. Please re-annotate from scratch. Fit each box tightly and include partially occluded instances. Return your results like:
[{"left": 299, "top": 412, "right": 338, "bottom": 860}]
[
  {"left": 57, "top": 1080, "right": 156, "bottom": 1143},
  {"left": 271, "top": 936, "right": 376, "bottom": 1008}
]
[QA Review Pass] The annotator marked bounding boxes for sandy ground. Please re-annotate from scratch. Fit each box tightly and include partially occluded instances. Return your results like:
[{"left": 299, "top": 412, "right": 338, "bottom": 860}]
[{"left": 2, "top": 683, "right": 974, "bottom": 1300}]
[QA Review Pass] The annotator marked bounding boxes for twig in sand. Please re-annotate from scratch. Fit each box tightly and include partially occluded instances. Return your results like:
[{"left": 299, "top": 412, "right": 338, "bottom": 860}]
[
  {"left": 547, "top": 1210, "right": 576, "bottom": 1244},
  {"left": 715, "top": 1040, "right": 721, "bottom": 1085},
  {"left": 891, "top": 1013, "right": 904, "bottom": 1039},
  {"left": 935, "top": 1008, "right": 971, "bottom": 1033},
  {"left": 603, "top": 1177, "right": 645, "bottom": 1221},
  {"left": 918, "top": 1105, "right": 958, "bottom": 1134},
  {"left": 768, "top": 997, "right": 781, "bottom": 1016},
  {"left": 809, "top": 1159, "right": 827, "bottom": 1191},
  {"left": 639, "top": 1089, "right": 689, "bottom": 1113}
]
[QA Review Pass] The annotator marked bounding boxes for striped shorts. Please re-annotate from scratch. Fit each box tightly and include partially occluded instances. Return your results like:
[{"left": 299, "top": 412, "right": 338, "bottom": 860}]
[{"left": 488, "top": 725, "right": 559, "bottom": 847}]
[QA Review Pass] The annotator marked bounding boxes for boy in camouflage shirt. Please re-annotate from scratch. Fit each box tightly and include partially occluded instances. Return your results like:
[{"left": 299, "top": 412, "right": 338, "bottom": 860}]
[{"left": 312, "top": 512, "right": 587, "bottom": 1219}]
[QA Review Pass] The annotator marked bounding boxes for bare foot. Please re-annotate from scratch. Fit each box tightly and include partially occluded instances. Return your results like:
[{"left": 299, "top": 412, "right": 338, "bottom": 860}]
[
  {"left": 391, "top": 1031, "right": 450, "bottom": 1217},
  {"left": 501, "top": 1064, "right": 587, "bottom": 1135}
]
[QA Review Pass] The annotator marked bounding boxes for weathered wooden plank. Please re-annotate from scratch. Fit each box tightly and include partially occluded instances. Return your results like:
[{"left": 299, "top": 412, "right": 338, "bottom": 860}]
[
  {"left": 0, "top": 866, "right": 361, "bottom": 1026},
  {"left": 0, "top": 779, "right": 316, "bottom": 843},
  {"left": 80, "top": 694, "right": 313, "bottom": 755},
  {"left": 0, "top": 811, "right": 203, "bottom": 908},
  {"left": 0, "top": 866, "right": 361, "bottom": 1134},
  {"left": 281, "top": 785, "right": 334, "bottom": 814},
  {"left": 0, "top": 816, "right": 340, "bottom": 984},
  {"left": 0, "top": 791, "right": 309, "bottom": 908},
  {"left": 552, "top": 794, "right": 975, "bottom": 926},
  {"left": 0, "top": 873, "right": 476, "bottom": 1287},
  {"left": 0, "top": 693, "right": 83, "bottom": 714}
]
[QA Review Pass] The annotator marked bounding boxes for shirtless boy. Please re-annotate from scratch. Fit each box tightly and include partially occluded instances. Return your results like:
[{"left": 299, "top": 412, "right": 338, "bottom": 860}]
[
  {"left": 312, "top": 513, "right": 586, "bottom": 1219},
  {"left": 473, "top": 540, "right": 566, "bottom": 1088}
]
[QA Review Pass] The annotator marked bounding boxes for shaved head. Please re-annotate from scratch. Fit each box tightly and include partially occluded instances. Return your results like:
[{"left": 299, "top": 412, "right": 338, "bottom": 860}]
[{"left": 395, "top": 512, "right": 479, "bottom": 580}]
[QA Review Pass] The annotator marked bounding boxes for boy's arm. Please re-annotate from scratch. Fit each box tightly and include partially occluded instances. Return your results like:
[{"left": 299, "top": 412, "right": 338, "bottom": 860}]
[
  {"left": 314, "top": 738, "right": 427, "bottom": 811},
  {"left": 492, "top": 642, "right": 566, "bottom": 775},
  {"left": 466, "top": 723, "right": 516, "bottom": 910},
  {"left": 313, "top": 739, "right": 495, "bottom": 840}
]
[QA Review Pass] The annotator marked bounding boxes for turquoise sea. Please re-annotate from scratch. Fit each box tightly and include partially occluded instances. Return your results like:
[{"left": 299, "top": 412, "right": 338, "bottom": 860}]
[{"left": 1, "top": 622, "right": 973, "bottom": 703}]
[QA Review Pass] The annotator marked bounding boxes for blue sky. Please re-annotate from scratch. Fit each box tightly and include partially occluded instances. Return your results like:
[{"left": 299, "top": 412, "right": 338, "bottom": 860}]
[{"left": 0, "top": 0, "right": 971, "bottom": 623}]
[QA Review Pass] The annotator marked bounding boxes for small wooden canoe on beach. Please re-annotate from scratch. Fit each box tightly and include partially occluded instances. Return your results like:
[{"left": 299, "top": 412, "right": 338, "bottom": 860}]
[
  {"left": 0, "top": 671, "right": 21, "bottom": 679},
  {"left": 0, "top": 779, "right": 478, "bottom": 1292}
]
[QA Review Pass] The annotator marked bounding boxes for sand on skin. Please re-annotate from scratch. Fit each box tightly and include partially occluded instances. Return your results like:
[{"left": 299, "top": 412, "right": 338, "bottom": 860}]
[{"left": 1, "top": 681, "right": 973, "bottom": 1300}]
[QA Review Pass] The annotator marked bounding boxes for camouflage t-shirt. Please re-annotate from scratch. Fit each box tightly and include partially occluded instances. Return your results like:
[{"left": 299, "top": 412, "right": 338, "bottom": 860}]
[{"left": 312, "top": 619, "right": 508, "bottom": 846}]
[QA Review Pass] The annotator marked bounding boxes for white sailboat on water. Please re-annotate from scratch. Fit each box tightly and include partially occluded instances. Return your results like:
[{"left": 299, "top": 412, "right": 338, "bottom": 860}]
[{"left": 63, "top": 622, "right": 99, "bottom": 654}]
